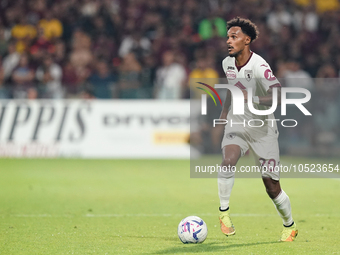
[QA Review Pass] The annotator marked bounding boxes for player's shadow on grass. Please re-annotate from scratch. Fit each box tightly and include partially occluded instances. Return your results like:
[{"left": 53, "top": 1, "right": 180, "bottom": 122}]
[{"left": 152, "top": 241, "right": 278, "bottom": 254}]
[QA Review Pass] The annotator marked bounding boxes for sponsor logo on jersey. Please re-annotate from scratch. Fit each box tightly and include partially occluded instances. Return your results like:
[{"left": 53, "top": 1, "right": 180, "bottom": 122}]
[
  {"left": 264, "top": 69, "right": 276, "bottom": 81},
  {"left": 260, "top": 64, "right": 268, "bottom": 67},
  {"left": 227, "top": 66, "right": 235, "bottom": 70},
  {"left": 226, "top": 70, "right": 236, "bottom": 80},
  {"left": 245, "top": 70, "right": 253, "bottom": 81}
]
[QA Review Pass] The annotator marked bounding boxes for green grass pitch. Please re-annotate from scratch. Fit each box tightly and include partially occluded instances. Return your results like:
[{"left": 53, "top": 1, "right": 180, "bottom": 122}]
[{"left": 0, "top": 157, "right": 340, "bottom": 254}]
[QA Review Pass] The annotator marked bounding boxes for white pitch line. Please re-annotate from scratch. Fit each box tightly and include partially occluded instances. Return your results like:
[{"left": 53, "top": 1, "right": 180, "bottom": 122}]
[
  {"left": 84, "top": 213, "right": 277, "bottom": 217},
  {"left": 7, "top": 213, "right": 277, "bottom": 218},
  {"left": 84, "top": 213, "right": 340, "bottom": 217},
  {"left": 11, "top": 214, "right": 53, "bottom": 217},
  {"left": 5, "top": 213, "right": 340, "bottom": 218},
  {"left": 8, "top": 214, "right": 73, "bottom": 218}
]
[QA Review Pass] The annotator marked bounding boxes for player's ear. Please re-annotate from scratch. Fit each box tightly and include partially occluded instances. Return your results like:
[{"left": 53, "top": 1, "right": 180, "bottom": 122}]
[{"left": 245, "top": 36, "right": 251, "bottom": 46}]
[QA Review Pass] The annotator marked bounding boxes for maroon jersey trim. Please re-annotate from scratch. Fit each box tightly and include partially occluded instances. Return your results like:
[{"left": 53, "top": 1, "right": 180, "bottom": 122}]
[
  {"left": 269, "top": 83, "right": 281, "bottom": 88},
  {"left": 235, "top": 52, "right": 253, "bottom": 72}
]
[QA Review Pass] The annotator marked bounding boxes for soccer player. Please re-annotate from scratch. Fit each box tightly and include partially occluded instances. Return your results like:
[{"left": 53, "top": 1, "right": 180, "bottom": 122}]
[{"left": 217, "top": 17, "right": 298, "bottom": 242}]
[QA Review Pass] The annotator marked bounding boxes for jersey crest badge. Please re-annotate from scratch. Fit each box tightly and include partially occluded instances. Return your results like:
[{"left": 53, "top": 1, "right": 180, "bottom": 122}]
[{"left": 245, "top": 70, "right": 253, "bottom": 81}]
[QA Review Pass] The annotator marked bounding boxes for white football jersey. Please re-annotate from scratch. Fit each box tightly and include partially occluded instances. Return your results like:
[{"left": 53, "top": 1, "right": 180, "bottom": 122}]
[{"left": 222, "top": 52, "right": 281, "bottom": 137}]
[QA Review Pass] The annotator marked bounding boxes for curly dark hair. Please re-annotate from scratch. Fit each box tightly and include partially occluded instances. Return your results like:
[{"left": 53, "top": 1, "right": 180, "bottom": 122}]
[{"left": 227, "top": 17, "right": 259, "bottom": 43}]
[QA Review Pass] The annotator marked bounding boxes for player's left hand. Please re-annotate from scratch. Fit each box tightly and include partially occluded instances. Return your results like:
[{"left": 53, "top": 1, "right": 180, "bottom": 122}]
[{"left": 242, "top": 90, "right": 248, "bottom": 103}]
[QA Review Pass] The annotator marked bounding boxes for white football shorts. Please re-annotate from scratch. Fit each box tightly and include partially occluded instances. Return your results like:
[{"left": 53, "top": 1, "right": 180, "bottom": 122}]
[{"left": 221, "top": 125, "right": 280, "bottom": 180}]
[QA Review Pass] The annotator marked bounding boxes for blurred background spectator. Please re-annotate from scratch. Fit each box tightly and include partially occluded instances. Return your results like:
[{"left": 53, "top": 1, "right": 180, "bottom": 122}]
[
  {"left": 118, "top": 31, "right": 151, "bottom": 60},
  {"left": 198, "top": 12, "right": 227, "bottom": 41},
  {"left": 36, "top": 54, "right": 63, "bottom": 98},
  {"left": 11, "top": 16, "right": 37, "bottom": 53},
  {"left": 11, "top": 54, "right": 35, "bottom": 98},
  {"left": 154, "top": 50, "right": 187, "bottom": 99},
  {"left": 118, "top": 52, "right": 142, "bottom": 99},
  {"left": 88, "top": 60, "right": 116, "bottom": 99},
  {"left": 2, "top": 42, "right": 20, "bottom": 81},
  {"left": 38, "top": 11, "right": 63, "bottom": 41}
]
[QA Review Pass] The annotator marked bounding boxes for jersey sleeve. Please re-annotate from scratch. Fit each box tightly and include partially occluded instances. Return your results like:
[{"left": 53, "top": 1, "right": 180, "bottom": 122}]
[
  {"left": 255, "top": 62, "right": 281, "bottom": 91},
  {"left": 222, "top": 57, "right": 231, "bottom": 83},
  {"left": 222, "top": 58, "right": 228, "bottom": 74}
]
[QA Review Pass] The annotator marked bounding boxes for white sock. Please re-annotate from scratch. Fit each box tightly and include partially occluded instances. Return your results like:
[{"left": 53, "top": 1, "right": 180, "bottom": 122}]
[
  {"left": 218, "top": 177, "right": 235, "bottom": 210},
  {"left": 272, "top": 190, "right": 294, "bottom": 226}
]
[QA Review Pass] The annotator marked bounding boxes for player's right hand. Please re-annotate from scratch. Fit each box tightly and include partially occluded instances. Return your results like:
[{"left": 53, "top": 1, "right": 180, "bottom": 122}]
[{"left": 241, "top": 90, "right": 248, "bottom": 103}]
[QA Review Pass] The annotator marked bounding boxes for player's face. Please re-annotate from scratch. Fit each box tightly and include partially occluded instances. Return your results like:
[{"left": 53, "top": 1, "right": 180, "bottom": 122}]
[{"left": 226, "top": 26, "right": 250, "bottom": 57}]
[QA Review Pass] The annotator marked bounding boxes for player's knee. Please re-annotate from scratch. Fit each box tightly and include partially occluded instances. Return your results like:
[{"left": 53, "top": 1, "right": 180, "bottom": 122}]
[
  {"left": 265, "top": 186, "right": 281, "bottom": 199},
  {"left": 263, "top": 178, "right": 281, "bottom": 199},
  {"left": 222, "top": 157, "right": 236, "bottom": 168},
  {"left": 217, "top": 167, "right": 235, "bottom": 178}
]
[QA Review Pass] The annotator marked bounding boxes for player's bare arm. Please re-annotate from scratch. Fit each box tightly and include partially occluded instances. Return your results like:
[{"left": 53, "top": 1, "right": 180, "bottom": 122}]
[
  {"left": 212, "top": 90, "right": 231, "bottom": 146},
  {"left": 212, "top": 90, "right": 232, "bottom": 147},
  {"left": 219, "top": 90, "right": 232, "bottom": 120},
  {"left": 242, "top": 87, "right": 281, "bottom": 106}
]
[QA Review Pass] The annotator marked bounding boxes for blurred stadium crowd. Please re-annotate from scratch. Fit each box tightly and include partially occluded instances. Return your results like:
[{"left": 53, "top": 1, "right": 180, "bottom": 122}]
[{"left": 0, "top": 0, "right": 339, "bottom": 100}]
